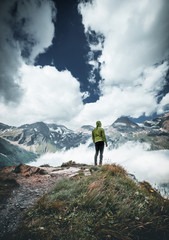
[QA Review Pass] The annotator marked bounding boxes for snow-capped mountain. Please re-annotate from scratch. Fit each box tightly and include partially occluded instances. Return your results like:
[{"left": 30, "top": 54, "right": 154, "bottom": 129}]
[
  {"left": 0, "top": 113, "right": 169, "bottom": 167},
  {"left": 112, "top": 116, "right": 141, "bottom": 132},
  {"left": 106, "top": 113, "right": 169, "bottom": 150},
  {"left": 0, "top": 122, "right": 92, "bottom": 155},
  {"left": 48, "top": 123, "right": 91, "bottom": 150},
  {"left": 144, "top": 113, "right": 169, "bottom": 132}
]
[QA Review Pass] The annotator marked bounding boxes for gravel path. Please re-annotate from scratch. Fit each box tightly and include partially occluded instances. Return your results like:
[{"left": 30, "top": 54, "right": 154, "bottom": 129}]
[{"left": 0, "top": 165, "right": 84, "bottom": 239}]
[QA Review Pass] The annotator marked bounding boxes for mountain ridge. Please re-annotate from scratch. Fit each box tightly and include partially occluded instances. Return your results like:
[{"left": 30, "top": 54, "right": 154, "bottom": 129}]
[{"left": 0, "top": 113, "right": 169, "bottom": 168}]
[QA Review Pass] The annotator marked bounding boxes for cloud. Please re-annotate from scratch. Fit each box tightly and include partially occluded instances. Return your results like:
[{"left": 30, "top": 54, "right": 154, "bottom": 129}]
[
  {"left": 0, "top": 0, "right": 56, "bottom": 104},
  {"left": 0, "top": 0, "right": 84, "bottom": 127},
  {"left": 0, "top": 0, "right": 87, "bottom": 128},
  {"left": 0, "top": 0, "right": 24, "bottom": 104},
  {"left": 1, "top": 0, "right": 169, "bottom": 129},
  {"left": 158, "top": 93, "right": 169, "bottom": 113},
  {"left": 31, "top": 140, "right": 94, "bottom": 167},
  {"left": 0, "top": 64, "right": 83, "bottom": 126},
  {"left": 82, "top": 91, "right": 90, "bottom": 100},
  {"left": 109, "top": 142, "right": 169, "bottom": 185},
  {"left": 12, "top": 0, "right": 56, "bottom": 63},
  {"left": 71, "top": 63, "right": 168, "bottom": 127},
  {"left": 78, "top": 0, "right": 169, "bottom": 123},
  {"left": 31, "top": 141, "right": 169, "bottom": 194}
]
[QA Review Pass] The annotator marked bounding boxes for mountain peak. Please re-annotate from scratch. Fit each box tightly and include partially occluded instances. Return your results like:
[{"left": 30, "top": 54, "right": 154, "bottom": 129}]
[
  {"left": 19, "top": 121, "right": 47, "bottom": 129},
  {"left": 81, "top": 125, "right": 94, "bottom": 131},
  {"left": 112, "top": 116, "right": 139, "bottom": 132},
  {"left": 19, "top": 122, "right": 50, "bottom": 138},
  {"left": 76, "top": 125, "right": 94, "bottom": 134}
]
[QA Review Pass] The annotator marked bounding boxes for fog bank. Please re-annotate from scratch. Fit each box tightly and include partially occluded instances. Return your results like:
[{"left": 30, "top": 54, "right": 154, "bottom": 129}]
[{"left": 31, "top": 142, "right": 169, "bottom": 191}]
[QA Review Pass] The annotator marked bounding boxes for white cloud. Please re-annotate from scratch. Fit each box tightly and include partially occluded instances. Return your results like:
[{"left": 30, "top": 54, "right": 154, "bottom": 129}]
[
  {"left": 138, "top": 63, "right": 168, "bottom": 94},
  {"left": 15, "top": 0, "right": 56, "bottom": 63},
  {"left": 79, "top": 0, "right": 169, "bottom": 80},
  {"left": 71, "top": 62, "right": 168, "bottom": 127},
  {"left": 31, "top": 140, "right": 94, "bottom": 167},
  {"left": 0, "top": 64, "right": 83, "bottom": 126},
  {"left": 82, "top": 91, "right": 90, "bottom": 100},
  {"left": 109, "top": 142, "right": 169, "bottom": 185},
  {"left": 1, "top": 0, "right": 169, "bottom": 129},
  {"left": 158, "top": 93, "right": 169, "bottom": 114},
  {"left": 0, "top": 0, "right": 84, "bottom": 128},
  {"left": 88, "top": 76, "right": 96, "bottom": 84},
  {"left": 31, "top": 141, "right": 169, "bottom": 195},
  {"left": 0, "top": 0, "right": 56, "bottom": 104},
  {"left": 0, "top": 0, "right": 86, "bottom": 128},
  {"left": 78, "top": 0, "right": 169, "bottom": 124}
]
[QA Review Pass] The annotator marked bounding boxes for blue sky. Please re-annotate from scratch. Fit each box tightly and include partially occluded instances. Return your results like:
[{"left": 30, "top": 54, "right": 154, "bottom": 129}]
[
  {"left": 0, "top": 0, "right": 169, "bottom": 128},
  {"left": 36, "top": 0, "right": 100, "bottom": 104}
]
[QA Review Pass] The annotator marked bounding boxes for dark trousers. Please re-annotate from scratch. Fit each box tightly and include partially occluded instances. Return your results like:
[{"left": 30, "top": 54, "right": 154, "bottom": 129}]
[{"left": 94, "top": 141, "right": 104, "bottom": 165}]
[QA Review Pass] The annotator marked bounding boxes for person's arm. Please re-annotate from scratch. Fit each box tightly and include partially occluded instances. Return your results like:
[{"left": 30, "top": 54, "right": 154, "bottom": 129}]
[
  {"left": 101, "top": 129, "right": 108, "bottom": 146},
  {"left": 92, "top": 130, "right": 95, "bottom": 143}
]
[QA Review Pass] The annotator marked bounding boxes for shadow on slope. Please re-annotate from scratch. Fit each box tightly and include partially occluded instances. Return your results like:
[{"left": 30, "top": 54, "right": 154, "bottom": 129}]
[{"left": 0, "top": 137, "right": 37, "bottom": 169}]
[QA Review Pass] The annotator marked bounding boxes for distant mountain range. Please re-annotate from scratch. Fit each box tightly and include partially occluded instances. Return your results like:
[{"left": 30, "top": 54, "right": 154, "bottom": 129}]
[{"left": 0, "top": 113, "right": 169, "bottom": 168}]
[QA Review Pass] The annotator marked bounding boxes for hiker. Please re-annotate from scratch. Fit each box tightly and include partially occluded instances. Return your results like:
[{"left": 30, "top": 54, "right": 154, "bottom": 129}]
[{"left": 92, "top": 121, "right": 108, "bottom": 165}]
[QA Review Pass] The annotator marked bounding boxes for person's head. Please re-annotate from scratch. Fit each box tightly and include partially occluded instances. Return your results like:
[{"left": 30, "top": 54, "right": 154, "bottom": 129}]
[{"left": 96, "top": 121, "right": 102, "bottom": 127}]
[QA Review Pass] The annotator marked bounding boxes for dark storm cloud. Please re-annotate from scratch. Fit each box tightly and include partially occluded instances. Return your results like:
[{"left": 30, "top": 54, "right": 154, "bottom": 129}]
[
  {"left": 0, "top": 0, "right": 24, "bottom": 104},
  {"left": 10, "top": 0, "right": 56, "bottom": 63},
  {"left": 0, "top": 0, "right": 56, "bottom": 104},
  {"left": 0, "top": 66, "right": 24, "bottom": 105},
  {"left": 153, "top": 0, "right": 169, "bottom": 59}
]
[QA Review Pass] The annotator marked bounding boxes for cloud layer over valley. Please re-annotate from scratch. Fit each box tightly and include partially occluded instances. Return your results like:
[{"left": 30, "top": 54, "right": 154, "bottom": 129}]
[{"left": 31, "top": 141, "right": 169, "bottom": 194}]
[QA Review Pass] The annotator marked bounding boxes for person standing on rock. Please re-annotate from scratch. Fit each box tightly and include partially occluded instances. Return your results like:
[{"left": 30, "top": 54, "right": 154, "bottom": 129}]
[{"left": 92, "top": 121, "right": 108, "bottom": 165}]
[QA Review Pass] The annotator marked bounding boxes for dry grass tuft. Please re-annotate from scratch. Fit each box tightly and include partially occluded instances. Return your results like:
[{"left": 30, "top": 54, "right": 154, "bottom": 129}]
[{"left": 101, "top": 163, "right": 127, "bottom": 176}]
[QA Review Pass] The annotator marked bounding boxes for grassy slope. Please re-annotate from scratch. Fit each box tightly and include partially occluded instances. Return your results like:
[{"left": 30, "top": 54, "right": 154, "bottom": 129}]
[{"left": 8, "top": 164, "right": 169, "bottom": 240}]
